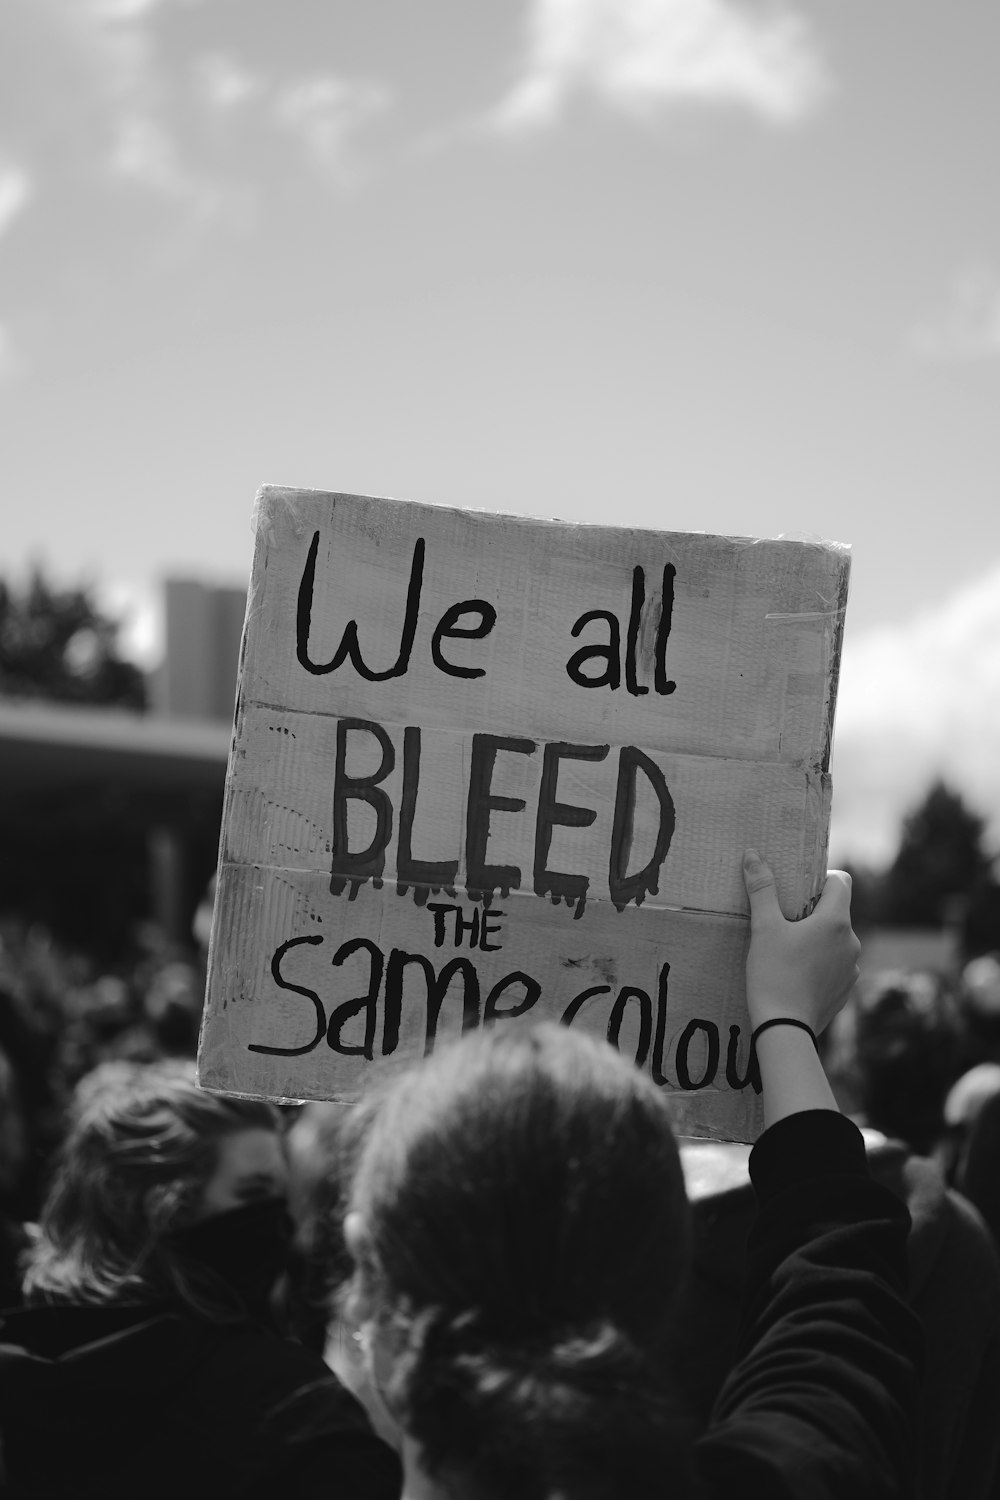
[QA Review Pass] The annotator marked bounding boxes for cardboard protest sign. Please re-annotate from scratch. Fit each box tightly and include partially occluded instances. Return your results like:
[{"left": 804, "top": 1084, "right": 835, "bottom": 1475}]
[{"left": 197, "top": 488, "right": 850, "bottom": 1141}]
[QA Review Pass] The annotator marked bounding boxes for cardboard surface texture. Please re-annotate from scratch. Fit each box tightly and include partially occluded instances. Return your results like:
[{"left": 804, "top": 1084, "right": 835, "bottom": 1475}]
[{"left": 198, "top": 487, "right": 850, "bottom": 1141}]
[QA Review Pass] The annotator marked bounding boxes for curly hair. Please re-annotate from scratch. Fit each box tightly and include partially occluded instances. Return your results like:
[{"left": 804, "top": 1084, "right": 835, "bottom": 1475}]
[{"left": 23, "top": 1060, "right": 281, "bottom": 1318}]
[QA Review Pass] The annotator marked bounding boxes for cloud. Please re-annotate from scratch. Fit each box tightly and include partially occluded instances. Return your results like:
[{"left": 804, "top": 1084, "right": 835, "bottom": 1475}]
[
  {"left": 89, "top": 0, "right": 207, "bottom": 18},
  {"left": 61, "top": 0, "right": 227, "bottom": 214},
  {"left": 0, "top": 160, "right": 33, "bottom": 240},
  {"left": 84, "top": 5, "right": 390, "bottom": 193},
  {"left": 0, "top": 322, "right": 15, "bottom": 380},
  {"left": 487, "top": 0, "right": 829, "bottom": 134},
  {"left": 90, "top": 0, "right": 168, "bottom": 17},
  {"left": 78, "top": 2, "right": 159, "bottom": 113},
  {"left": 273, "top": 76, "right": 390, "bottom": 181},
  {"left": 0, "top": 160, "right": 31, "bottom": 383},
  {"left": 830, "top": 563, "right": 1000, "bottom": 867},
  {"left": 193, "top": 56, "right": 391, "bottom": 179},
  {"left": 109, "top": 113, "right": 222, "bottom": 220},
  {"left": 47, "top": 5, "right": 251, "bottom": 217},
  {"left": 912, "top": 264, "right": 1000, "bottom": 362},
  {"left": 4, "top": 1, "right": 392, "bottom": 235},
  {"left": 193, "top": 52, "right": 263, "bottom": 113}
]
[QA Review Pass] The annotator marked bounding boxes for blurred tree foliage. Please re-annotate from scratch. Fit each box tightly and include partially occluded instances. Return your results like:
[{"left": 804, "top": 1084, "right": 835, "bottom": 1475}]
[
  {"left": 0, "top": 569, "right": 146, "bottom": 709},
  {"left": 881, "top": 780, "right": 997, "bottom": 928},
  {"left": 840, "top": 861, "right": 882, "bottom": 932}
]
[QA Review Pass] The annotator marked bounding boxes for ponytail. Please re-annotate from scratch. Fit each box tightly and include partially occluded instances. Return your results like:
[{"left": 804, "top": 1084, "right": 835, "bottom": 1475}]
[
  {"left": 388, "top": 1307, "right": 693, "bottom": 1500},
  {"left": 348, "top": 1025, "right": 695, "bottom": 1498}
]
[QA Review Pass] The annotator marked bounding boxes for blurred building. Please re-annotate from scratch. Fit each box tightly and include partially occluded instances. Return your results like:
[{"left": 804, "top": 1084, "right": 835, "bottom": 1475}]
[
  {"left": 150, "top": 580, "right": 247, "bottom": 723},
  {"left": 0, "top": 580, "right": 245, "bottom": 956}
]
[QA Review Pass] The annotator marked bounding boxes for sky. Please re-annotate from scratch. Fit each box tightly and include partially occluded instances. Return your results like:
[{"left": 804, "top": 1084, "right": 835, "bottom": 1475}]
[{"left": 1, "top": 0, "right": 999, "bottom": 868}]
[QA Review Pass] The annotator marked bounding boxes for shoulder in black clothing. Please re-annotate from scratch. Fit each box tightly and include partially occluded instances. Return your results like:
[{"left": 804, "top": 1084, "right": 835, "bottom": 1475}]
[
  {"left": 692, "top": 1112, "right": 922, "bottom": 1500},
  {"left": 0, "top": 1301, "right": 402, "bottom": 1500}
]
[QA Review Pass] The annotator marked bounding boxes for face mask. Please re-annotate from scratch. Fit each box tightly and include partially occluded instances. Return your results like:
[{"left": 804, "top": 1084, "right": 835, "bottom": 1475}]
[{"left": 166, "top": 1197, "right": 294, "bottom": 1311}]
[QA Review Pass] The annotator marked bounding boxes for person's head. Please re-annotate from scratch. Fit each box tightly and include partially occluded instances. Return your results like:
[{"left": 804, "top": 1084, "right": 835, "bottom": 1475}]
[
  {"left": 24, "top": 1060, "right": 289, "bottom": 1318},
  {"left": 141, "top": 960, "right": 204, "bottom": 1056},
  {"left": 848, "top": 970, "right": 964, "bottom": 1157},
  {"left": 954, "top": 1085, "right": 1000, "bottom": 1250},
  {"left": 283, "top": 1100, "right": 368, "bottom": 1350},
  {"left": 345, "top": 1023, "right": 692, "bottom": 1500},
  {"left": 286, "top": 1101, "right": 361, "bottom": 1279},
  {"left": 962, "top": 953, "right": 1000, "bottom": 1013}
]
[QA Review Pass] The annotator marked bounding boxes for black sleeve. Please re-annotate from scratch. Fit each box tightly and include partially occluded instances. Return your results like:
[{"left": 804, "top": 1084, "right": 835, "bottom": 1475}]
[
  {"left": 253, "top": 1369, "right": 403, "bottom": 1500},
  {"left": 249, "top": 1429, "right": 403, "bottom": 1500},
  {"left": 693, "top": 1111, "right": 923, "bottom": 1500}
]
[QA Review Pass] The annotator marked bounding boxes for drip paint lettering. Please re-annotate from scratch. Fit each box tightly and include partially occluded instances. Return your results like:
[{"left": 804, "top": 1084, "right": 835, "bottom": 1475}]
[
  {"left": 329, "top": 723, "right": 676, "bottom": 916},
  {"left": 248, "top": 938, "right": 760, "bottom": 1096},
  {"left": 295, "top": 533, "right": 676, "bottom": 696}
]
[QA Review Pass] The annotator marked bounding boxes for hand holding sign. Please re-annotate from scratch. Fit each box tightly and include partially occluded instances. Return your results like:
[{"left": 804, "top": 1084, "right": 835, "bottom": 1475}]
[
  {"left": 743, "top": 851, "right": 860, "bottom": 1038},
  {"left": 744, "top": 849, "right": 860, "bottom": 1128}
]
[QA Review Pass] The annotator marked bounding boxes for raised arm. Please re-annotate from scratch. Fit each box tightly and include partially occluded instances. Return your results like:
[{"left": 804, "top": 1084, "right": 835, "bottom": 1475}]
[
  {"left": 693, "top": 853, "right": 921, "bottom": 1499},
  {"left": 742, "top": 849, "right": 860, "bottom": 1129}
]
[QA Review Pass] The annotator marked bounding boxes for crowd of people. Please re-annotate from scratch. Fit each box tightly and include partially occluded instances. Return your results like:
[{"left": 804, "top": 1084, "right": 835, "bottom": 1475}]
[
  {"left": 0, "top": 857, "right": 999, "bottom": 1497},
  {"left": 0, "top": 914, "right": 205, "bottom": 1290}
]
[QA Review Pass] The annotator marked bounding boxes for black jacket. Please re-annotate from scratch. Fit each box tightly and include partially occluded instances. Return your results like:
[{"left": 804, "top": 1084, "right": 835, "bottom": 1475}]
[
  {"left": 0, "top": 1300, "right": 402, "bottom": 1499},
  {"left": 692, "top": 1111, "right": 923, "bottom": 1500},
  {"left": 676, "top": 1122, "right": 1000, "bottom": 1499}
]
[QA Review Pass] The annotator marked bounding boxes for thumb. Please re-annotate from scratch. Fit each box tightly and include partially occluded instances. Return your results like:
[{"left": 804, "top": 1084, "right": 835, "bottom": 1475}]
[
  {"left": 813, "top": 868, "right": 853, "bottom": 919},
  {"left": 743, "top": 849, "right": 781, "bottom": 919}
]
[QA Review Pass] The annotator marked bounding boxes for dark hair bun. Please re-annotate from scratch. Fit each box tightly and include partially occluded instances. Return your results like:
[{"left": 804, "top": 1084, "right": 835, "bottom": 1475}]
[{"left": 388, "top": 1311, "right": 692, "bottom": 1500}]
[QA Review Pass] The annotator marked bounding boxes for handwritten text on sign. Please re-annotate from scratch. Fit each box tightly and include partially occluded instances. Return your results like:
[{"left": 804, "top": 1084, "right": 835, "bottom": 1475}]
[{"left": 198, "top": 489, "right": 849, "bottom": 1141}]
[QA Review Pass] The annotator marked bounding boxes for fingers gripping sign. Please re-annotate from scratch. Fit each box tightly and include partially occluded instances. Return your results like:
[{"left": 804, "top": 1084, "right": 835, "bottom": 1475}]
[
  {"left": 743, "top": 849, "right": 861, "bottom": 1128},
  {"left": 743, "top": 850, "right": 860, "bottom": 1038}
]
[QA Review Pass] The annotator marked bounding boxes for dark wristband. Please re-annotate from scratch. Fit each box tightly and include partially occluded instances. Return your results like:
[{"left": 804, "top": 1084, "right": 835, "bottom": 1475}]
[{"left": 751, "top": 1016, "right": 818, "bottom": 1051}]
